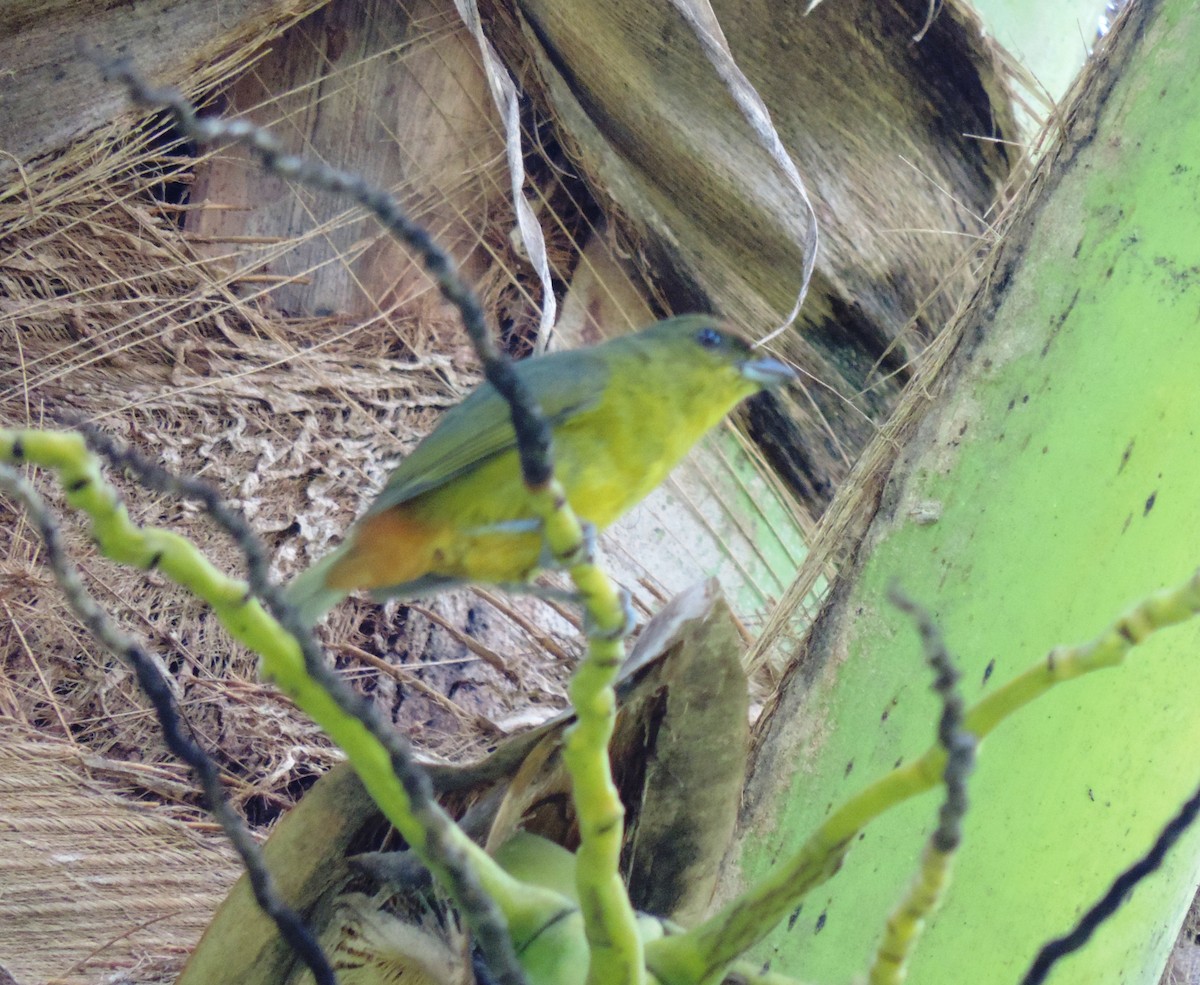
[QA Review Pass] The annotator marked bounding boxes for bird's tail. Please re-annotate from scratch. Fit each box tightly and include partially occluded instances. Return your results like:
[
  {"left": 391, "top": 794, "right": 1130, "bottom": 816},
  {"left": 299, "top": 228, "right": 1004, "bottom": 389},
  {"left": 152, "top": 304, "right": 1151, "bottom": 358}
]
[{"left": 282, "top": 544, "right": 353, "bottom": 629}]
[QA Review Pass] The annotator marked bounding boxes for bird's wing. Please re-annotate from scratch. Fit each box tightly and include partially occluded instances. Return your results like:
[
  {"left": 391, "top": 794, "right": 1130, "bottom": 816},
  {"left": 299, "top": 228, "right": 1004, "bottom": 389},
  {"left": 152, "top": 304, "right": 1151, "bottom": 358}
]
[{"left": 367, "top": 347, "right": 611, "bottom": 513}]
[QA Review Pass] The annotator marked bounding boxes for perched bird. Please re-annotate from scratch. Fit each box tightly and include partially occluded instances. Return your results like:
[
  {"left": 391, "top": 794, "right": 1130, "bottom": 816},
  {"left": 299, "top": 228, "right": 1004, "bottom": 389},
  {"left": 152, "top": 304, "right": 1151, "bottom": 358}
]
[{"left": 285, "top": 315, "right": 796, "bottom": 625}]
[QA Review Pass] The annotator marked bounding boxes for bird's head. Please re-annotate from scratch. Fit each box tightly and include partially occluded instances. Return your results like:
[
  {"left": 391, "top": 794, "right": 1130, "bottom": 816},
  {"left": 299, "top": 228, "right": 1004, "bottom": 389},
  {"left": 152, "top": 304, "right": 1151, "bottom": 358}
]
[{"left": 633, "top": 315, "right": 798, "bottom": 394}]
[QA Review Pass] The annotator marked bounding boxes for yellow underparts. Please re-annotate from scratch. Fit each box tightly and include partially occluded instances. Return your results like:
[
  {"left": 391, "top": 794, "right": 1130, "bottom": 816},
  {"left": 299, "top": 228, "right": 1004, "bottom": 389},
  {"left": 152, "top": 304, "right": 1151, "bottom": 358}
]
[{"left": 326, "top": 370, "right": 756, "bottom": 593}]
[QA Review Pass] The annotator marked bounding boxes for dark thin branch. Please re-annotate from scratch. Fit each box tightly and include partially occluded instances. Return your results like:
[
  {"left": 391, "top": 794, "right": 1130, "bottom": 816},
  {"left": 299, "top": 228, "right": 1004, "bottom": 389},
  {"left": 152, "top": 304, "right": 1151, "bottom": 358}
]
[
  {"left": 0, "top": 464, "right": 336, "bottom": 985},
  {"left": 79, "top": 41, "right": 553, "bottom": 491},
  {"left": 1021, "top": 777, "right": 1200, "bottom": 985},
  {"left": 75, "top": 424, "right": 527, "bottom": 985},
  {"left": 888, "top": 585, "right": 974, "bottom": 850}
]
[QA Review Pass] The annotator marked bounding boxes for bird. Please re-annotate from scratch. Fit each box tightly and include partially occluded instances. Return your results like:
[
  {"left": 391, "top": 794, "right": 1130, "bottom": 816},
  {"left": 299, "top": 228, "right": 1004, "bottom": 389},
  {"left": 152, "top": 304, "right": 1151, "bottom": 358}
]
[{"left": 284, "top": 314, "right": 796, "bottom": 626}]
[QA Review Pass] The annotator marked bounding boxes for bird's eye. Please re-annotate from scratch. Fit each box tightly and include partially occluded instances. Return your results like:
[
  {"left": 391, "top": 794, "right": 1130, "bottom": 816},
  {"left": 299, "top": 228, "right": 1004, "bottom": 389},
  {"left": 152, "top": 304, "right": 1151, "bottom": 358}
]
[{"left": 695, "top": 326, "right": 724, "bottom": 349}]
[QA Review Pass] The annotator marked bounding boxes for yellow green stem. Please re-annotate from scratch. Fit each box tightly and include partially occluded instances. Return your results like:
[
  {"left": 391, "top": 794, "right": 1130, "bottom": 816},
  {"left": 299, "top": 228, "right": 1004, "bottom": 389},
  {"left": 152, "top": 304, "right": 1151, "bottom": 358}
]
[
  {"left": 532, "top": 481, "right": 646, "bottom": 985},
  {"left": 868, "top": 843, "right": 954, "bottom": 985}
]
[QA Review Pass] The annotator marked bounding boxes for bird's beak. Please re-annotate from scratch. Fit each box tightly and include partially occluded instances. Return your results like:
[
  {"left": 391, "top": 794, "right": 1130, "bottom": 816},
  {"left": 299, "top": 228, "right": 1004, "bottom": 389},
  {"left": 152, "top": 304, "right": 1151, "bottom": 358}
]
[{"left": 740, "top": 355, "right": 797, "bottom": 388}]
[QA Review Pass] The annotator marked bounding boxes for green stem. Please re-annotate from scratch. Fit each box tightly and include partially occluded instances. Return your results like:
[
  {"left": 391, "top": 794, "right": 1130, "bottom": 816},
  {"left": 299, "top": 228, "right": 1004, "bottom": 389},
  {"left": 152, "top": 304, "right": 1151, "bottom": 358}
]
[{"left": 533, "top": 482, "right": 646, "bottom": 985}]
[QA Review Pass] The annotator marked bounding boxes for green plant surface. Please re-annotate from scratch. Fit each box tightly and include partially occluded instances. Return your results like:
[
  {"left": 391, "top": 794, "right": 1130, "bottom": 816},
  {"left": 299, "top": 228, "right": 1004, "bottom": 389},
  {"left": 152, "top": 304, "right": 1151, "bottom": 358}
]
[
  {"left": 644, "top": 570, "right": 1200, "bottom": 985},
  {"left": 972, "top": 0, "right": 1107, "bottom": 111},
  {"left": 730, "top": 2, "right": 1200, "bottom": 982}
]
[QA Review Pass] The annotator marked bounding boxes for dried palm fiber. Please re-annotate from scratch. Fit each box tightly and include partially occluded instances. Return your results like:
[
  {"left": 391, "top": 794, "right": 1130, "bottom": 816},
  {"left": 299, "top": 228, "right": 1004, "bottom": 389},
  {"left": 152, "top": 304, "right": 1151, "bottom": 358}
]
[
  {"left": 0, "top": 728, "right": 243, "bottom": 985},
  {"left": 0, "top": 0, "right": 332, "bottom": 174},
  {"left": 479, "top": 0, "right": 1020, "bottom": 510},
  {"left": 1162, "top": 890, "right": 1200, "bottom": 985},
  {"left": 0, "top": 0, "right": 818, "bottom": 819}
]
